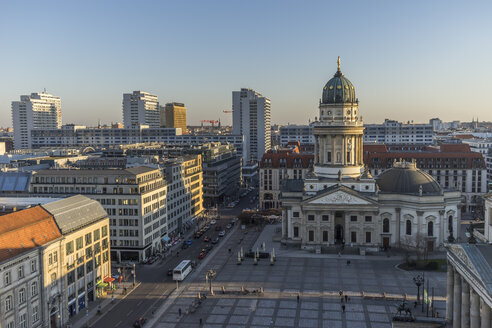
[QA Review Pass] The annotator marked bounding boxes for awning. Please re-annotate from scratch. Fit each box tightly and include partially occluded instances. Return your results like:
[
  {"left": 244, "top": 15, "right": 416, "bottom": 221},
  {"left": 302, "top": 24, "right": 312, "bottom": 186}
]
[
  {"left": 104, "top": 277, "right": 115, "bottom": 283},
  {"left": 162, "top": 236, "right": 171, "bottom": 242},
  {"left": 96, "top": 281, "right": 108, "bottom": 288}
]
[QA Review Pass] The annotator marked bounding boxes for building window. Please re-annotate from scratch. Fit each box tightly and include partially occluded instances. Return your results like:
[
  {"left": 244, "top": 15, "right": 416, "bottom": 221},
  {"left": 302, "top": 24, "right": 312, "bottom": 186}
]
[
  {"left": 94, "top": 229, "right": 100, "bottom": 241},
  {"left": 448, "top": 216, "right": 453, "bottom": 233},
  {"left": 76, "top": 236, "right": 84, "bottom": 250},
  {"left": 327, "top": 152, "right": 332, "bottom": 162},
  {"left": 308, "top": 230, "right": 314, "bottom": 242},
  {"left": 293, "top": 226, "right": 299, "bottom": 238},
  {"left": 102, "top": 225, "right": 108, "bottom": 237},
  {"left": 308, "top": 215, "right": 315, "bottom": 221},
  {"left": 351, "top": 231, "right": 357, "bottom": 243},
  {"left": 5, "top": 295, "right": 12, "bottom": 311},
  {"left": 406, "top": 220, "right": 412, "bottom": 235},
  {"left": 428, "top": 221, "right": 434, "bottom": 237},
  {"left": 19, "top": 313, "right": 26, "bottom": 328},
  {"left": 323, "top": 231, "right": 328, "bottom": 242},
  {"left": 6, "top": 321, "right": 13, "bottom": 328},
  {"left": 365, "top": 216, "right": 372, "bottom": 222},
  {"left": 18, "top": 265, "right": 24, "bottom": 279},
  {"left": 32, "top": 305, "right": 39, "bottom": 322},
  {"left": 85, "top": 233, "right": 92, "bottom": 245},
  {"left": 18, "top": 288, "right": 26, "bottom": 304},
  {"left": 31, "top": 281, "right": 38, "bottom": 296},
  {"left": 66, "top": 241, "right": 74, "bottom": 255},
  {"left": 293, "top": 212, "right": 299, "bottom": 218},
  {"left": 365, "top": 231, "right": 371, "bottom": 243},
  {"left": 383, "top": 218, "right": 390, "bottom": 233},
  {"left": 30, "top": 259, "right": 37, "bottom": 273},
  {"left": 4, "top": 271, "right": 11, "bottom": 286},
  {"left": 322, "top": 215, "right": 329, "bottom": 221},
  {"left": 350, "top": 215, "right": 357, "bottom": 222}
]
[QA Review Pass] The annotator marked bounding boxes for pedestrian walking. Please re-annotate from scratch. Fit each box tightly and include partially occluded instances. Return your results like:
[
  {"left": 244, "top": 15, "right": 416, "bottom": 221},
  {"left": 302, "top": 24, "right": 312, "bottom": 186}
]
[
  {"left": 339, "top": 290, "right": 343, "bottom": 297},
  {"left": 342, "top": 304, "right": 345, "bottom": 312},
  {"left": 344, "top": 295, "right": 348, "bottom": 302},
  {"left": 297, "top": 294, "right": 300, "bottom": 303},
  {"left": 346, "top": 260, "right": 350, "bottom": 266},
  {"left": 199, "top": 318, "right": 203, "bottom": 325},
  {"left": 179, "top": 308, "right": 182, "bottom": 316},
  {"left": 414, "top": 301, "right": 417, "bottom": 308}
]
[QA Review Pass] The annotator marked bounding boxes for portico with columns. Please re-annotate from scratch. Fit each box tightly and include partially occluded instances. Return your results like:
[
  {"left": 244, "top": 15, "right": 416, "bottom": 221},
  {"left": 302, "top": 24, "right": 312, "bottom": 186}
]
[{"left": 446, "top": 243, "right": 492, "bottom": 328}]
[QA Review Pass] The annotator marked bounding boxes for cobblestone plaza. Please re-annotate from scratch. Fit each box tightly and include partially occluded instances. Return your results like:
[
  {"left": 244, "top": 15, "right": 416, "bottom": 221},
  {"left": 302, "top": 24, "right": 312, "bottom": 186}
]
[{"left": 153, "top": 226, "right": 447, "bottom": 328}]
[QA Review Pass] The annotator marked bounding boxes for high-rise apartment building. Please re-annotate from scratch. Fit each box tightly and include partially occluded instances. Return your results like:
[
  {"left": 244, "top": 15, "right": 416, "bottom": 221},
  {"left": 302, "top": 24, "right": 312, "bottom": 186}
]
[
  {"left": 123, "top": 91, "right": 160, "bottom": 128},
  {"left": 29, "top": 167, "right": 167, "bottom": 262},
  {"left": 232, "top": 88, "right": 271, "bottom": 163},
  {"left": 12, "top": 92, "right": 62, "bottom": 149},
  {"left": 161, "top": 102, "right": 187, "bottom": 133}
]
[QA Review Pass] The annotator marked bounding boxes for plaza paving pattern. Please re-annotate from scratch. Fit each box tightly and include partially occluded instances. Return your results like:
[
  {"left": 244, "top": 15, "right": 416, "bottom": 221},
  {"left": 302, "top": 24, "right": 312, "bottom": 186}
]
[{"left": 153, "top": 227, "right": 447, "bottom": 328}]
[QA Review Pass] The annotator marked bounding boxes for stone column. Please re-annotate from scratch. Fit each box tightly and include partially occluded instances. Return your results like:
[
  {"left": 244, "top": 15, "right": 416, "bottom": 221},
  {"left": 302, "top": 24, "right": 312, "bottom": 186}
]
[
  {"left": 314, "top": 136, "right": 318, "bottom": 164},
  {"left": 446, "top": 262, "right": 454, "bottom": 323},
  {"left": 342, "top": 136, "right": 346, "bottom": 165},
  {"left": 332, "top": 135, "right": 337, "bottom": 164},
  {"left": 462, "top": 278, "right": 470, "bottom": 328},
  {"left": 439, "top": 210, "right": 445, "bottom": 245},
  {"left": 453, "top": 270, "right": 462, "bottom": 328},
  {"left": 482, "top": 298, "right": 491, "bottom": 328},
  {"left": 395, "top": 208, "right": 401, "bottom": 245},
  {"left": 470, "top": 289, "right": 480, "bottom": 328}
]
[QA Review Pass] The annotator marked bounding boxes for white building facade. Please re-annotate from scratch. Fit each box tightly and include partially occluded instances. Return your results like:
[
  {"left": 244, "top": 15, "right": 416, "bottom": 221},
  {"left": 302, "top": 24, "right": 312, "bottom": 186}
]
[
  {"left": 279, "top": 124, "right": 314, "bottom": 146},
  {"left": 232, "top": 88, "right": 271, "bottom": 163},
  {"left": 123, "top": 91, "right": 160, "bottom": 128},
  {"left": 281, "top": 58, "right": 461, "bottom": 252},
  {"left": 363, "top": 119, "right": 434, "bottom": 145},
  {"left": 12, "top": 92, "right": 62, "bottom": 149}
]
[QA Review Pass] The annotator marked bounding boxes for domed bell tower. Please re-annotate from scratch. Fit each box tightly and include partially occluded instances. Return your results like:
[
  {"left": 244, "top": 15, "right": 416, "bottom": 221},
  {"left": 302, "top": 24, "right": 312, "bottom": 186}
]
[{"left": 313, "top": 57, "right": 365, "bottom": 179}]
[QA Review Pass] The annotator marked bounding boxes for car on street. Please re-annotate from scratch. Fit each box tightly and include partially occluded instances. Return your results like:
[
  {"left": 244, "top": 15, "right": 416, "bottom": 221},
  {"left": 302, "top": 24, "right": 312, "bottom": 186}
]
[
  {"left": 203, "top": 236, "right": 210, "bottom": 242},
  {"left": 219, "top": 230, "right": 226, "bottom": 237},
  {"left": 133, "top": 317, "right": 147, "bottom": 327},
  {"left": 226, "top": 224, "right": 232, "bottom": 230},
  {"left": 210, "top": 220, "right": 217, "bottom": 225},
  {"left": 185, "top": 239, "right": 193, "bottom": 245},
  {"left": 198, "top": 252, "right": 206, "bottom": 259},
  {"left": 167, "top": 269, "right": 173, "bottom": 276},
  {"left": 231, "top": 218, "right": 237, "bottom": 224},
  {"left": 212, "top": 237, "right": 219, "bottom": 244}
]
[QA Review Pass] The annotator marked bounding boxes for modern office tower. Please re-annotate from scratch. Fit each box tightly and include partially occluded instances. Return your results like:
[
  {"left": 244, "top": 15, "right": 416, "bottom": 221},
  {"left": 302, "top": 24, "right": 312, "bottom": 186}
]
[
  {"left": 29, "top": 166, "right": 167, "bottom": 262},
  {"left": 12, "top": 92, "right": 62, "bottom": 149},
  {"left": 122, "top": 91, "right": 160, "bottom": 128},
  {"left": 232, "top": 88, "right": 271, "bottom": 163},
  {"left": 161, "top": 102, "right": 187, "bottom": 133}
]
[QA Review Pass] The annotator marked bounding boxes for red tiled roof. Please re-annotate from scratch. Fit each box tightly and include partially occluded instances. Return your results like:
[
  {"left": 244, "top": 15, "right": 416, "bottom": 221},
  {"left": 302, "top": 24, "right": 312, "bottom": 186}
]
[
  {"left": 260, "top": 152, "right": 314, "bottom": 168},
  {"left": 0, "top": 207, "right": 61, "bottom": 262}
]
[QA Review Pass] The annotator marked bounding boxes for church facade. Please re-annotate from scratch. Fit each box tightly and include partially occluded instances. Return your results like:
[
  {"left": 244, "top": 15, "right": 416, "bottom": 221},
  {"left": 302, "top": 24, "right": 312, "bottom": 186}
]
[{"left": 280, "top": 58, "right": 461, "bottom": 251}]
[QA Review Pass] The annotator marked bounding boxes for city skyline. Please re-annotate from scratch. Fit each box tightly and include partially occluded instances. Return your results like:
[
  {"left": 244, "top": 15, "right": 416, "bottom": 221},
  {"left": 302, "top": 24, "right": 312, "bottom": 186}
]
[{"left": 1, "top": 0, "right": 492, "bottom": 128}]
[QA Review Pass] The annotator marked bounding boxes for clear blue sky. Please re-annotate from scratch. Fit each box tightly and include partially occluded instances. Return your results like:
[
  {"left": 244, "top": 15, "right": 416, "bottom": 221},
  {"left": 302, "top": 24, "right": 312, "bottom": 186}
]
[{"left": 1, "top": 0, "right": 491, "bottom": 127}]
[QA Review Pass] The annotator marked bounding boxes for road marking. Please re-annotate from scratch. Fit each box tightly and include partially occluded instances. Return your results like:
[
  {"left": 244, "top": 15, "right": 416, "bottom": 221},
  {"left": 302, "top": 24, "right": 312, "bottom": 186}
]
[
  {"left": 126, "top": 309, "right": 133, "bottom": 316},
  {"left": 114, "top": 320, "right": 122, "bottom": 327},
  {"left": 137, "top": 300, "right": 143, "bottom": 306}
]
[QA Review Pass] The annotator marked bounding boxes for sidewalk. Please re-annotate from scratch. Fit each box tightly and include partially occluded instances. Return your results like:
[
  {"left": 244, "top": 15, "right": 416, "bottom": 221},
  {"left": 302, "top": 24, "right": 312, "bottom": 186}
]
[{"left": 68, "top": 281, "right": 141, "bottom": 328}]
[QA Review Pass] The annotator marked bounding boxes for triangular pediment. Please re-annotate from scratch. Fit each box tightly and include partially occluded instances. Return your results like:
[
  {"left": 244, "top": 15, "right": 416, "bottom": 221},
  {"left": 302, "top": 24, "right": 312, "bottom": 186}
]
[{"left": 305, "top": 186, "right": 377, "bottom": 206}]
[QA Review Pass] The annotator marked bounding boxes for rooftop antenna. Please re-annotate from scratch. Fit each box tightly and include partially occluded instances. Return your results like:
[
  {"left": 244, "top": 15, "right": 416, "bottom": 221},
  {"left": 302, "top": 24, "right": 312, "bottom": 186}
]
[{"left": 337, "top": 56, "right": 341, "bottom": 71}]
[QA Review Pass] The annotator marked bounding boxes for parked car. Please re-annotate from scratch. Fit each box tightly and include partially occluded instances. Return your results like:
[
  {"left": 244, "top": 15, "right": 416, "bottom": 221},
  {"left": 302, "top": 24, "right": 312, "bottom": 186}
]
[
  {"left": 167, "top": 269, "right": 173, "bottom": 276},
  {"left": 212, "top": 237, "right": 219, "bottom": 244},
  {"left": 226, "top": 224, "right": 232, "bottom": 230},
  {"left": 198, "top": 252, "right": 206, "bottom": 259},
  {"left": 231, "top": 218, "right": 237, "bottom": 224},
  {"left": 133, "top": 317, "right": 147, "bottom": 327},
  {"left": 218, "top": 230, "right": 226, "bottom": 237},
  {"left": 185, "top": 239, "right": 193, "bottom": 245},
  {"left": 203, "top": 236, "right": 210, "bottom": 242},
  {"left": 210, "top": 220, "right": 217, "bottom": 225}
]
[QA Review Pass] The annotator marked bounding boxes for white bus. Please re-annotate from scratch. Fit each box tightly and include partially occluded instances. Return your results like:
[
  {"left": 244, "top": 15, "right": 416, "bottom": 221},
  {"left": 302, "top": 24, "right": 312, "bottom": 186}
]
[{"left": 173, "top": 260, "right": 192, "bottom": 281}]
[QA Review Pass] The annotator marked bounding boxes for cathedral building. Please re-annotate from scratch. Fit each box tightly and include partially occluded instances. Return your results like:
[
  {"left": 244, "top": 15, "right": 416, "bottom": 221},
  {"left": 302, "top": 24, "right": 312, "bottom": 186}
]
[{"left": 280, "top": 58, "right": 461, "bottom": 252}]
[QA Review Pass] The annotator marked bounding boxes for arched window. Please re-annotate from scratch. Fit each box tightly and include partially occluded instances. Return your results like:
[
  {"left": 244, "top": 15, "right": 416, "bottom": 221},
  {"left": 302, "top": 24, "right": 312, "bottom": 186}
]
[
  {"left": 428, "top": 221, "right": 434, "bottom": 237},
  {"left": 406, "top": 220, "right": 412, "bottom": 235},
  {"left": 383, "top": 218, "right": 390, "bottom": 233},
  {"left": 448, "top": 216, "right": 453, "bottom": 233}
]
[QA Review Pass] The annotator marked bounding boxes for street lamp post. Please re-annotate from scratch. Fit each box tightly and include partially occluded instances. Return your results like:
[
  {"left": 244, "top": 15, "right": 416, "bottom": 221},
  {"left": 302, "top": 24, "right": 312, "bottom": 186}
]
[
  {"left": 205, "top": 269, "right": 216, "bottom": 294},
  {"left": 132, "top": 263, "right": 136, "bottom": 287},
  {"left": 413, "top": 274, "right": 424, "bottom": 307}
]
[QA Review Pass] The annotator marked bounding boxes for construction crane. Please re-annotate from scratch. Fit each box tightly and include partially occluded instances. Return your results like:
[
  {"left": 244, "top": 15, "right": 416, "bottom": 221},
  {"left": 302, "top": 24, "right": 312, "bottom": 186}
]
[{"left": 200, "top": 120, "right": 220, "bottom": 127}]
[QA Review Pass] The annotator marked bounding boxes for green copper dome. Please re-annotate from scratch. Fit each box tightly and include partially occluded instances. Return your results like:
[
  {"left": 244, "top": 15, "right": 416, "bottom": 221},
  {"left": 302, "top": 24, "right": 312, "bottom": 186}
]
[{"left": 322, "top": 57, "right": 357, "bottom": 104}]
